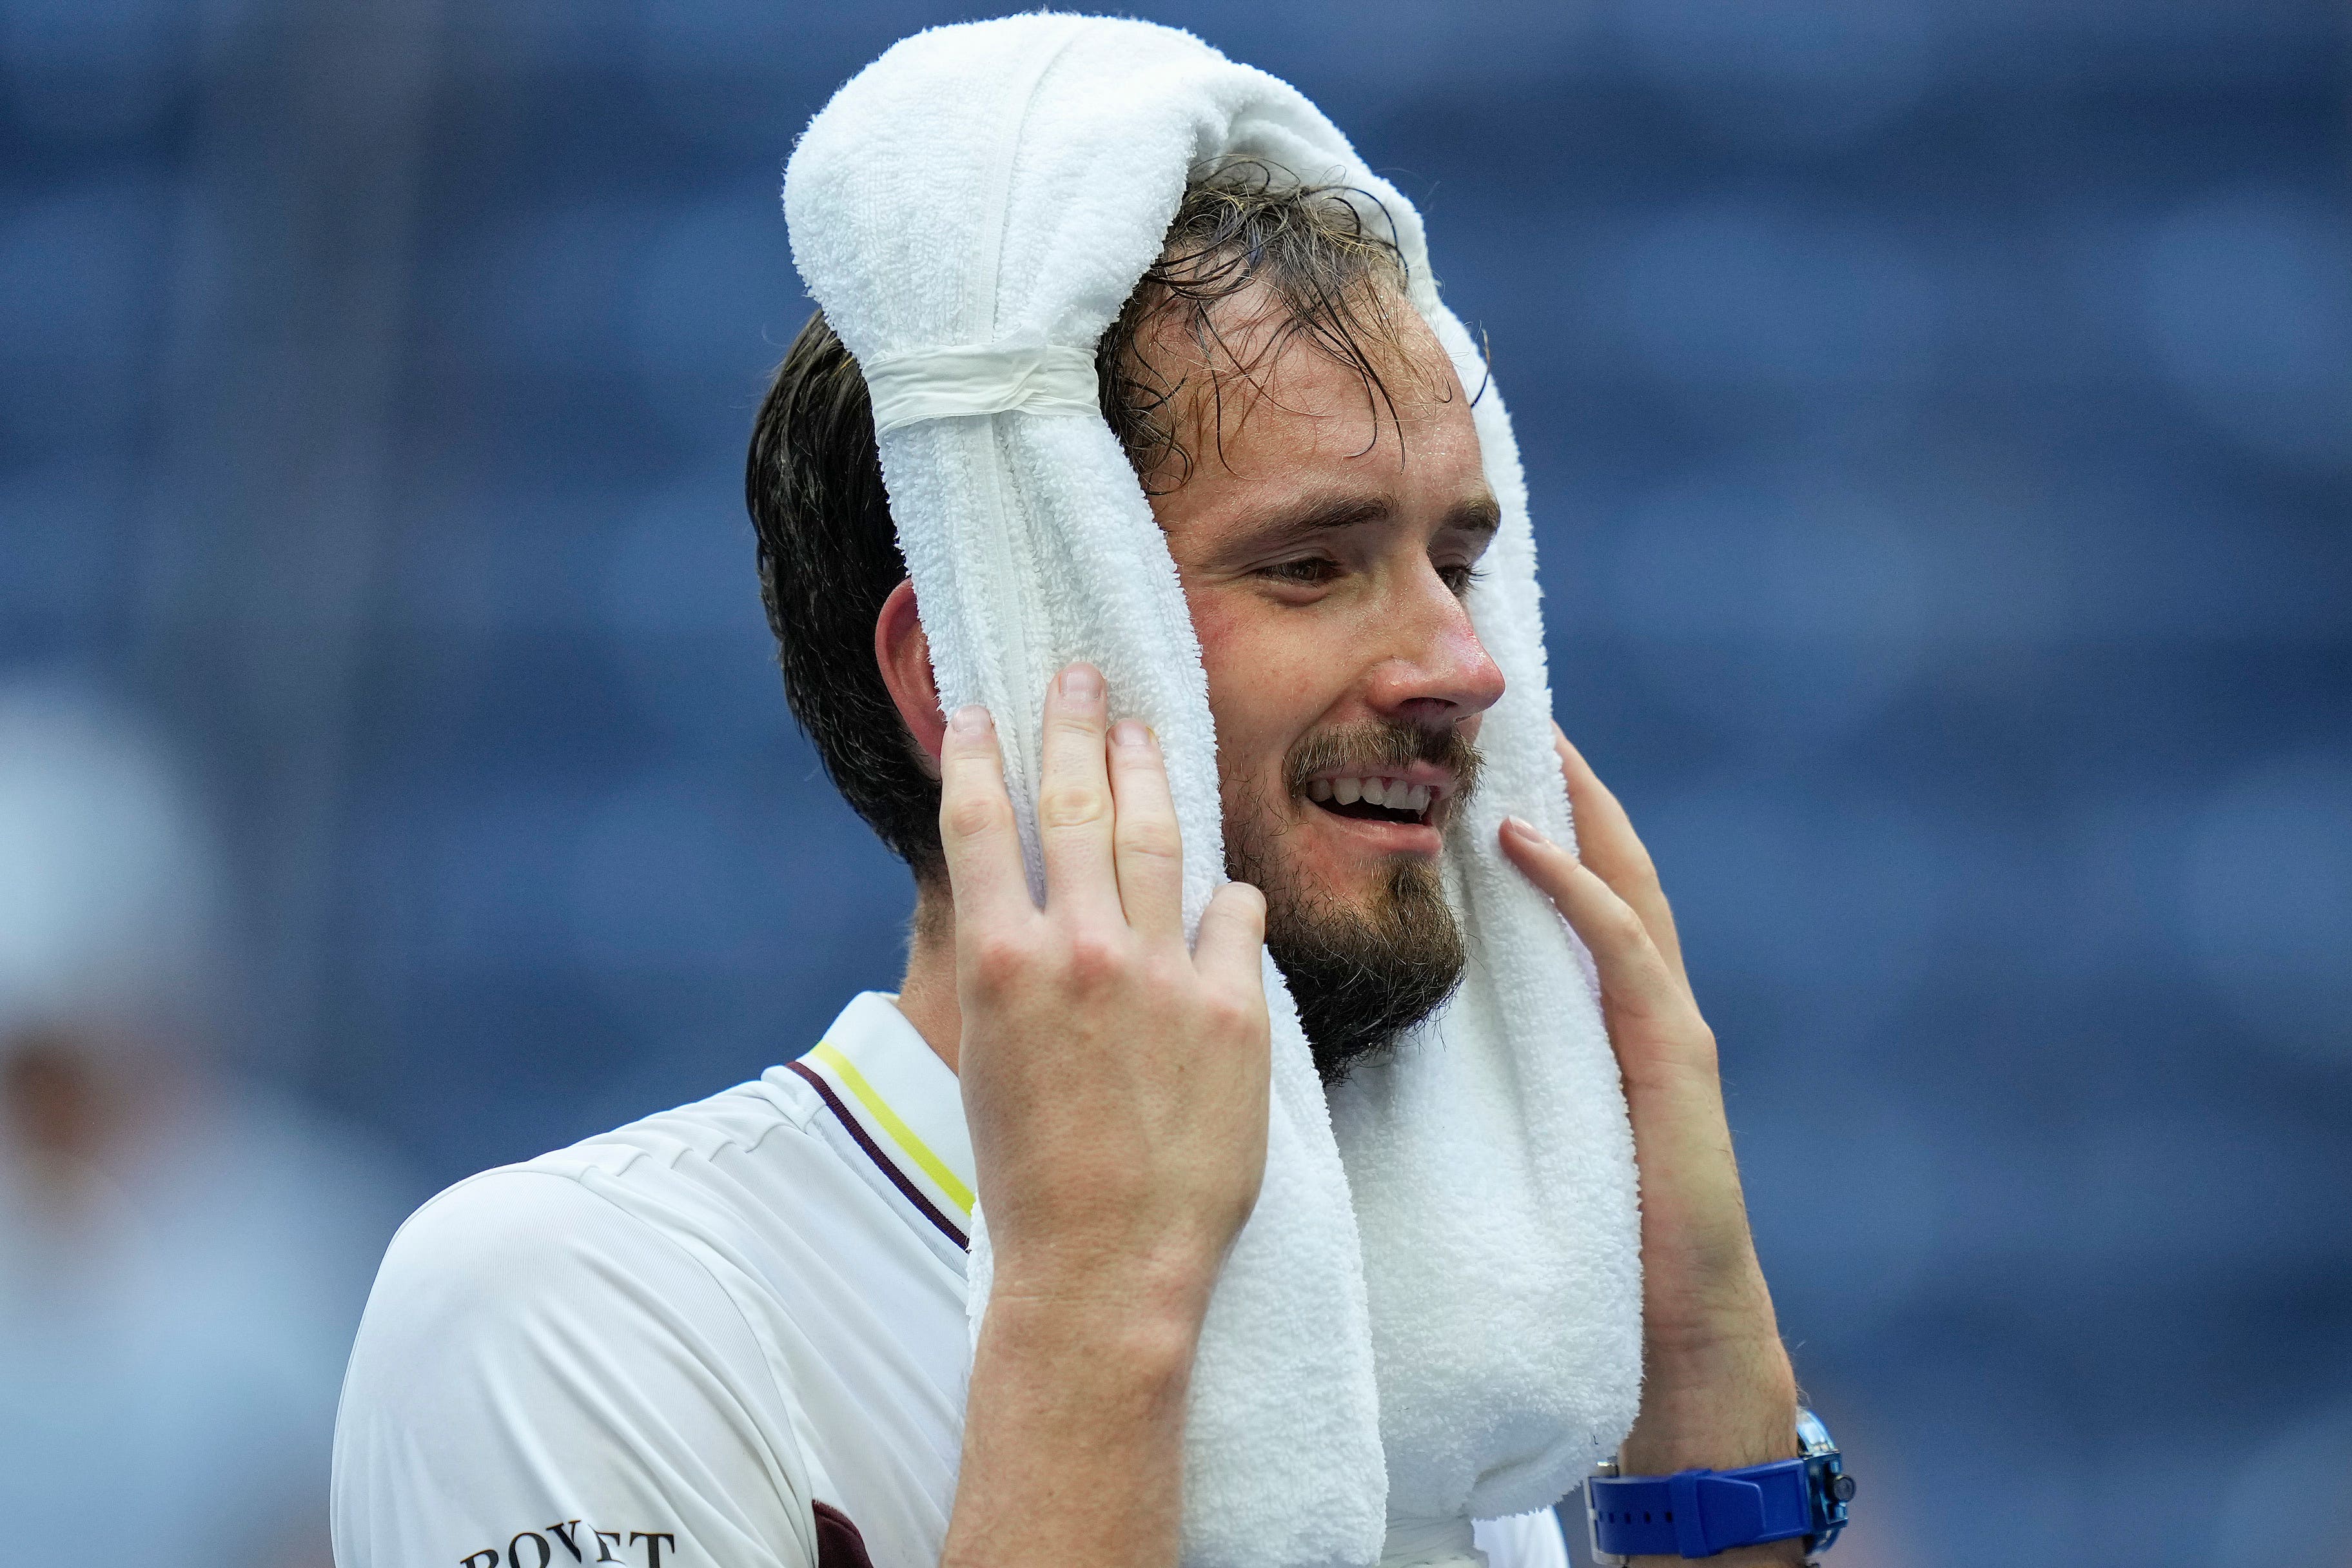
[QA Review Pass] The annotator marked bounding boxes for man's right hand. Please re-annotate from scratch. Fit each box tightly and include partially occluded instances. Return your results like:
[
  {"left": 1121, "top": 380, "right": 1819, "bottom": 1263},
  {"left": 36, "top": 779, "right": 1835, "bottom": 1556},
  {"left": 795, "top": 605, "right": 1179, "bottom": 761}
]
[{"left": 937, "top": 660, "right": 1269, "bottom": 1568}]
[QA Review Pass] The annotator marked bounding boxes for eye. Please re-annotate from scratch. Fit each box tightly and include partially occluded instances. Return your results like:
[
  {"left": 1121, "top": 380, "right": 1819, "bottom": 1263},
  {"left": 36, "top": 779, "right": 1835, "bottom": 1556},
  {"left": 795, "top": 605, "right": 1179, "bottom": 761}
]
[
  {"left": 1438, "top": 561, "right": 1487, "bottom": 598},
  {"left": 1260, "top": 556, "right": 1343, "bottom": 587}
]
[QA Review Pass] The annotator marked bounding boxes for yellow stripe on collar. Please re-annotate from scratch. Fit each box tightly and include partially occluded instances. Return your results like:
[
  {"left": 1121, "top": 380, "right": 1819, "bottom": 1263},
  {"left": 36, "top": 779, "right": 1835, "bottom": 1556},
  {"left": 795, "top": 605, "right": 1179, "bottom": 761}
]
[{"left": 810, "top": 1039, "right": 976, "bottom": 1217}]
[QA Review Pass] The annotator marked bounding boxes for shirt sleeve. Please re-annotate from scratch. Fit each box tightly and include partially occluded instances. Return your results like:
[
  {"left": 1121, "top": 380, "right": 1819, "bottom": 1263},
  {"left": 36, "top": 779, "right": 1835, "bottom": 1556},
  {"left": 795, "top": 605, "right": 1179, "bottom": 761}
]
[
  {"left": 331, "top": 1169, "right": 818, "bottom": 1568},
  {"left": 1475, "top": 1506, "right": 1574, "bottom": 1568}
]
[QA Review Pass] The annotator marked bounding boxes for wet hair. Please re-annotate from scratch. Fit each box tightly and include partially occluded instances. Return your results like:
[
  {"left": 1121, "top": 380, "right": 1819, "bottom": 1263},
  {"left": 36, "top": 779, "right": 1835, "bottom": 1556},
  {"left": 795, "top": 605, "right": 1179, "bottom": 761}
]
[{"left": 744, "top": 160, "right": 1415, "bottom": 885}]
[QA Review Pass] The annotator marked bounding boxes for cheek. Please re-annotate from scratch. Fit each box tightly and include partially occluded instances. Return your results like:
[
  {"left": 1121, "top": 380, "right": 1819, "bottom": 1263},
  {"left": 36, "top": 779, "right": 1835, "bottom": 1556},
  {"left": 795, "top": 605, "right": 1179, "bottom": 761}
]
[{"left": 1185, "top": 589, "right": 1341, "bottom": 778}]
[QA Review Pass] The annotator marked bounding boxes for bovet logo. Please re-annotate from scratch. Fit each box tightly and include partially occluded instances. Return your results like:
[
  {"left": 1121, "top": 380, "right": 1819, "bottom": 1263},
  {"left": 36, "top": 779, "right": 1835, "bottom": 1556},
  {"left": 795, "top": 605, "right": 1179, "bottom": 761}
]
[{"left": 459, "top": 1521, "right": 678, "bottom": 1568}]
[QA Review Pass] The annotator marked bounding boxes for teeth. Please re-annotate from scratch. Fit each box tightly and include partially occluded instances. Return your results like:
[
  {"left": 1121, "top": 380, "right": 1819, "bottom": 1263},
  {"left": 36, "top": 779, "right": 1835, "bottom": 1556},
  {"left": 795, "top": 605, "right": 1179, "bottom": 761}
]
[{"left": 1313, "top": 776, "right": 1438, "bottom": 816}]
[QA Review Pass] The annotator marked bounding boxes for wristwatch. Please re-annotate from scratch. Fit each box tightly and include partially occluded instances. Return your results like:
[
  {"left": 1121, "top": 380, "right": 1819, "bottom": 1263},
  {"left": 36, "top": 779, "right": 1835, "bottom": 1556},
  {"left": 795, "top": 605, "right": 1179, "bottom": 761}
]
[{"left": 1583, "top": 1408, "right": 1853, "bottom": 1563}]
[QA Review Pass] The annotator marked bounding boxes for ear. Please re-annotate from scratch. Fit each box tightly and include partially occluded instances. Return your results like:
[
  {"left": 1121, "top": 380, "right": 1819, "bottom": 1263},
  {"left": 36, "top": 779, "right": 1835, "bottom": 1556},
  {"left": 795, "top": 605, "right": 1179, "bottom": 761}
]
[{"left": 874, "top": 577, "right": 946, "bottom": 775}]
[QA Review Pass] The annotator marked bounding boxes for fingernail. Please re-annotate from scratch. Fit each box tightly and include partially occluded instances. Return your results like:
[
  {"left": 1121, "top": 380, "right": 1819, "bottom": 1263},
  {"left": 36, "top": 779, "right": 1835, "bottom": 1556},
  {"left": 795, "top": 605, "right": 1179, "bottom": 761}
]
[
  {"left": 1059, "top": 662, "right": 1103, "bottom": 701},
  {"left": 1504, "top": 814, "right": 1547, "bottom": 843},
  {"left": 950, "top": 704, "right": 992, "bottom": 738},
  {"left": 1110, "top": 719, "right": 1152, "bottom": 749}
]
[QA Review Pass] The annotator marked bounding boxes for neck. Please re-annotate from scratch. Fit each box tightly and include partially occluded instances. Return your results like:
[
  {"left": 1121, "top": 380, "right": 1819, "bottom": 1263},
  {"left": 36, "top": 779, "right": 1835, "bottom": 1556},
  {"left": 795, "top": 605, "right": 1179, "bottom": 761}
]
[{"left": 894, "top": 881, "right": 964, "bottom": 1075}]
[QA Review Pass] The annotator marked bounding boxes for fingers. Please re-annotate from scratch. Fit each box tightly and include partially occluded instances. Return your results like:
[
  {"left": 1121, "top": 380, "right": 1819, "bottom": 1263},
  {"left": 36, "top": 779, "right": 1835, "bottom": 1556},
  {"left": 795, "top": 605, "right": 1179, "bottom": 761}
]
[
  {"left": 1551, "top": 723, "right": 1645, "bottom": 885},
  {"left": 938, "top": 704, "right": 1035, "bottom": 932},
  {"left": 1191, "top": 881, "right": 1268, "bottom": 995},
  {"left": 1035, "top": 663, "right": 1122, "bottom": 928},
  {"left": 1500, "top": 816, "right": 1686, "bottom": 1028},
  {"left": 1107, "top": 719, "right": 1186, "bottom": 941},
  {"left": 1551, "top": 721, "right": 1690, "bottom": 994}
]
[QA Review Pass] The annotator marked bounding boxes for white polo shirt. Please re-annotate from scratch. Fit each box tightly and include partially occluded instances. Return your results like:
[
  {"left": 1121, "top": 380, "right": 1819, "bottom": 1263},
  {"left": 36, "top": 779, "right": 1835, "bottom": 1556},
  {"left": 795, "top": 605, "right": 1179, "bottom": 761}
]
[{"left": 331, "top": 992, "right": 1571, "bottom": 1568}]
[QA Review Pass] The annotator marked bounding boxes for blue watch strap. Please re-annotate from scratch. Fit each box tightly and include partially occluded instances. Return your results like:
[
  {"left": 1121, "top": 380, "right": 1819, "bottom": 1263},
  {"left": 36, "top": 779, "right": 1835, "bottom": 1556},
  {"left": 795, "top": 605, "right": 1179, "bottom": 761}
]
[{"left": 1588, "top": 1457, "right": 1814, "bottom": 1558}]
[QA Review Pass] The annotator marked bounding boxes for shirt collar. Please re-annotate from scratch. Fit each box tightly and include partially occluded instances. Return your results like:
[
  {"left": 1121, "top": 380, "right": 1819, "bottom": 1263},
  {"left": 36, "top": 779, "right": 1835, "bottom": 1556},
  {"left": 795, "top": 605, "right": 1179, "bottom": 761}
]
[{"left": 788, "top": 992, "right": 975, "bottom": 1248}]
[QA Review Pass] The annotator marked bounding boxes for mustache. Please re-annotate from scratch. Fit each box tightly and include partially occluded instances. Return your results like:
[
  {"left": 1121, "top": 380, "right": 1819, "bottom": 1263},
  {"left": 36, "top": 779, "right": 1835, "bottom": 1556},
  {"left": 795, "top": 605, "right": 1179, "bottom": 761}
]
[{"left": 1283, "top": 720, "right": 1484, "bottom": 804}]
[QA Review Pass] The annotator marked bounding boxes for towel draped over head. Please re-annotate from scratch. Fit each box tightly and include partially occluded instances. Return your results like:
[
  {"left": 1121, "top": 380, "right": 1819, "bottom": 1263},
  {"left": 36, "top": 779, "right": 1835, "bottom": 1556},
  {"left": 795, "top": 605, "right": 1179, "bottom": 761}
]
[{"left": 785, "top": 17, "right": 1643, "bottom": 1566}]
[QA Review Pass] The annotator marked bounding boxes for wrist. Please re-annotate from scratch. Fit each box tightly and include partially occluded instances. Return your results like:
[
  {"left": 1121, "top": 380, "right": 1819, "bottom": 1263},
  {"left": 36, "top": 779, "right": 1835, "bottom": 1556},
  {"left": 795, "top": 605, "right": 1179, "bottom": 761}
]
[
  {"left": 1622, "top": 1335, "right": 1798, "bottom": 1478},
  {"left": 1625, "top": 1547, "right": 1806, "bottom": 1568},
  {"left": 984, "top": 1237, "right": 1220, "bottom": 1364},
  {"left": 951, "top": 1254, "right": 1205, "bottom": 1568},
  {"left": 1642, "top": 1253, "right": 1781, "bottom": 1361},
  {"left": 966, "top": 1284, "right": 1204, "bottom": 1466},
  {"left": 1591, "top": 1407, "right": 1847, "bottom": 1568},
  {"left": 1624, "top": 1544, "right": 1807, "bottom": 1568},
  {"left": 977, "top": 1288, "right": 1203, "bottom": 1390}
]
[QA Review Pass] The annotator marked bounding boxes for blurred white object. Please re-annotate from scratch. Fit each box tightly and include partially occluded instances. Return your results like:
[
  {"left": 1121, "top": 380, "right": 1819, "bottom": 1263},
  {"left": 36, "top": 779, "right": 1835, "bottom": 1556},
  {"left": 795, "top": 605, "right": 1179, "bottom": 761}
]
[
  {"left": 0, "top": 683, "right": 407, "bottom": 1567},
  {"left": 0, "top": 683, "right": 222, "bottom": 1046}
]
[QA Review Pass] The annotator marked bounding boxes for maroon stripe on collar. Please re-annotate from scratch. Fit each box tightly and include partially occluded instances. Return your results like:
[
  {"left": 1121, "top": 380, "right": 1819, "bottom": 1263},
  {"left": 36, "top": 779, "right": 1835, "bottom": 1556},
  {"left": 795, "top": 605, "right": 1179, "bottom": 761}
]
[
  {"left": 787, "top": 1057, "right": 969, "bottom": 1251},
  {"left": 812, "top": 1501, "right": 874, "bottom": 1568}
]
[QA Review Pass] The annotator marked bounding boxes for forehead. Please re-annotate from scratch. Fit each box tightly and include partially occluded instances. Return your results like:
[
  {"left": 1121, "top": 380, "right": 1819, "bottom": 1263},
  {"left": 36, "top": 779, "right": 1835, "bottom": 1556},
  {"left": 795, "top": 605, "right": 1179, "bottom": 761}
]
[{"left": 1134, "top": 283, "right": 1489, "bottom": 524}]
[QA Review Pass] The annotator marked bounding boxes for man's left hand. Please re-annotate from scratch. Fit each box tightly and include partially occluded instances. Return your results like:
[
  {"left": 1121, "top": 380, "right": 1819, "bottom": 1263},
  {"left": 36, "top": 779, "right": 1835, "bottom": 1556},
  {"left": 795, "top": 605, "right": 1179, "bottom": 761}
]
[{"left": 1500, "top": 724, "right": 1804, "bottom": 1564}]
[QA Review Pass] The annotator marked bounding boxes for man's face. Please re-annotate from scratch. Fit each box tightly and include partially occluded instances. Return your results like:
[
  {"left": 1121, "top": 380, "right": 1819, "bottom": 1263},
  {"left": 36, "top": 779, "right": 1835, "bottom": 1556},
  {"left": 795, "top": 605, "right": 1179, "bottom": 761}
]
[{"left": 1144, "top": 288, "right": 1505, "bottom": 1081}]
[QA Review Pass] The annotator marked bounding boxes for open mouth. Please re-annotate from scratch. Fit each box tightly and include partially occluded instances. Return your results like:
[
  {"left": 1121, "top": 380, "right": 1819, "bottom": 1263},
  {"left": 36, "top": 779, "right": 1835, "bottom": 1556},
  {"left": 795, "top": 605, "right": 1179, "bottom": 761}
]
[{"left": 1305, "top": 776, "right": 1438, "bottom": 828}]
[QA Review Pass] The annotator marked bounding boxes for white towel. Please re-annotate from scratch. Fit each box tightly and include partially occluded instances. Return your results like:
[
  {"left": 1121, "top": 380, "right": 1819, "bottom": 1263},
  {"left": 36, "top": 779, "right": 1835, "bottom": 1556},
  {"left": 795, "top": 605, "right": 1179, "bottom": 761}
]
[{"left": 785, "top": 17, "right": 1642, "bottom": 1567}]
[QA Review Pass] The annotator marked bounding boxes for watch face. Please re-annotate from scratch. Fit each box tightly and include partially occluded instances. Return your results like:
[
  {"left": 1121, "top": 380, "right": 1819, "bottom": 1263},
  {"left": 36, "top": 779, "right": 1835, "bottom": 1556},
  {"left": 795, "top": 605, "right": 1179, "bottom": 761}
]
[{"left": 1794, "top": 1410, "right": 1853, "bottom": 1552}]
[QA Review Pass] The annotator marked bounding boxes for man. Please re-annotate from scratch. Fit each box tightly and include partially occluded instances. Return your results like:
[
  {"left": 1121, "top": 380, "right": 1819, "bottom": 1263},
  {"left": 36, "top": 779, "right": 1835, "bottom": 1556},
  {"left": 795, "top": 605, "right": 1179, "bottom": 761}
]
[{"left": 333, "top": 170, "right": 1801, "bottom": 1568}]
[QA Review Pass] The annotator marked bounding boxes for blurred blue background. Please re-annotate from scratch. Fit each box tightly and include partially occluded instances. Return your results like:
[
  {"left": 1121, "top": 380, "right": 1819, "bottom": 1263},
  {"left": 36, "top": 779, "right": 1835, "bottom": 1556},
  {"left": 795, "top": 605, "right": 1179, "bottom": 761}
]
[{"left": 2, "top": 1, "right": 2347, "bottom": 1564}]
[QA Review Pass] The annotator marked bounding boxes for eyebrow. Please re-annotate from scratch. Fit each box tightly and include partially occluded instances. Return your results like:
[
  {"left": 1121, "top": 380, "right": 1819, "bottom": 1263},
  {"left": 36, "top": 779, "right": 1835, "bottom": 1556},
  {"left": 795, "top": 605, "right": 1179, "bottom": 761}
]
[{"left": 1244, "top": 490, "right": 1503, "bottom": 547}]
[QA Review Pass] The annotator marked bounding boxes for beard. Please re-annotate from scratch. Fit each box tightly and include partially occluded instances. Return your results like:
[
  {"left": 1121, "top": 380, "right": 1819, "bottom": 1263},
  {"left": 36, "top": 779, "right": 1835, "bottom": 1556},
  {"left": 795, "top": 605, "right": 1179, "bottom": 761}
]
[{"left": 1222, "top": 720, "right": 1483, "bottom": 1086}]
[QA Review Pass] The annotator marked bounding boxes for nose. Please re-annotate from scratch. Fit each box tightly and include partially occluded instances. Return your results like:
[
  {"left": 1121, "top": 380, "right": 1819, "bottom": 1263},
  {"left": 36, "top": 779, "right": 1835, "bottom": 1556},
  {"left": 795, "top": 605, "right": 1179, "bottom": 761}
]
[{"left": 1364, "top": 570, "right": 1507, "bottom": 726}]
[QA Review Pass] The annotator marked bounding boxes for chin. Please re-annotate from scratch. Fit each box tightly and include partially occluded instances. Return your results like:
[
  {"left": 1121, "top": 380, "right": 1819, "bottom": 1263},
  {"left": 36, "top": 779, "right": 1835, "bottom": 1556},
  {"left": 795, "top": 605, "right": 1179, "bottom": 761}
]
[{"left": 1227, "top": 799, "right": 1469, "bottom": 1087}]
